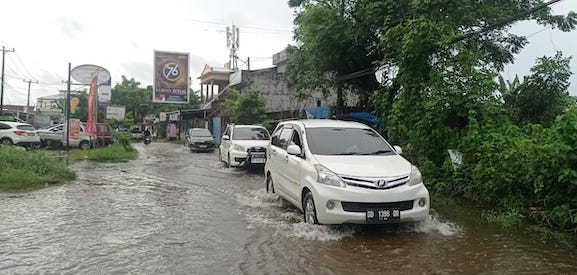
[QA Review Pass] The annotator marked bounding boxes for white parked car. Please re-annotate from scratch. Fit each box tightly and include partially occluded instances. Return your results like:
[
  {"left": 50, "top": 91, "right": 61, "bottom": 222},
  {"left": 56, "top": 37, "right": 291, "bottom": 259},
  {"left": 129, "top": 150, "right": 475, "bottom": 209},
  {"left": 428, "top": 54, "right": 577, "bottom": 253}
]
[
  {"left": 265, "top": 119, "right": 430, "bottom": 225},
  {"left": 219, "top": 124, "right": 270, "bottom": 168},
  {"left": 37, "top": 123, "right": 93, "bottom": 149},
  {"left": 0, "top": 121, "right": 41, "bottom": 148}
]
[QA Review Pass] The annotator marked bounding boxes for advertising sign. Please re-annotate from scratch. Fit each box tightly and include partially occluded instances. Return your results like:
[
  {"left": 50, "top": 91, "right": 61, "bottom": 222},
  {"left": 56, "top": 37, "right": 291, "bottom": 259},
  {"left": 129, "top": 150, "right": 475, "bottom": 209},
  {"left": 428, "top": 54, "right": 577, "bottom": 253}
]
[
  {"left": 153, "top": 50, "right": 190, "bottom": 104},
  {"left": 69, "top": 118, "right": 80, "bottom": 141},
  {"left": 106, "top": 106, "right": 126, "bottom": 120}
]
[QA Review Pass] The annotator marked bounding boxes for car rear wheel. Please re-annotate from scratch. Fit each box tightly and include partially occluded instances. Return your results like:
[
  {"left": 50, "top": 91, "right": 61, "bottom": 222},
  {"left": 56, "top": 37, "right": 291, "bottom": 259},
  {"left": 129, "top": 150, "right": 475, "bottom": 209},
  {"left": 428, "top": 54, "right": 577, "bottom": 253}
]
[
  {"left": 303, "top": 192, "right": 319, "bottom": 225},
  {"left": 0, "top": 138, "right": 13, "bottom": 146}
]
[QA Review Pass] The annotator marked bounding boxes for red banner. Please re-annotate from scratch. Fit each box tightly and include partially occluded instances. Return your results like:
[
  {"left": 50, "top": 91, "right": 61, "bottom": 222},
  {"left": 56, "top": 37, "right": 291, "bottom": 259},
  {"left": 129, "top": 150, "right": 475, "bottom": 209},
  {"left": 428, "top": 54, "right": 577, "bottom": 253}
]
[{"left": 85, "top": 74, "right": 97, "bottom": 135}]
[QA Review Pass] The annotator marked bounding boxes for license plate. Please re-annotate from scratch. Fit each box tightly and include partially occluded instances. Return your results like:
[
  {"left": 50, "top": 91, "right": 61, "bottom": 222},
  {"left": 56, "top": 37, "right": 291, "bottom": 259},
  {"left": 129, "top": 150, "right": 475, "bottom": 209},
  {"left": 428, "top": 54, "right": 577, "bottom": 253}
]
[
  {"left": 28, "top": 133, "right": 35, "bottom": 136},
  {"left": 199, "top": 145, "right": 207, "bottom": 148},
  {"left": 366, "top": 208, "right": 400, "bottom": 224},
  {"left": 251, "top": 158, "right": 266, "bottom": 164}
]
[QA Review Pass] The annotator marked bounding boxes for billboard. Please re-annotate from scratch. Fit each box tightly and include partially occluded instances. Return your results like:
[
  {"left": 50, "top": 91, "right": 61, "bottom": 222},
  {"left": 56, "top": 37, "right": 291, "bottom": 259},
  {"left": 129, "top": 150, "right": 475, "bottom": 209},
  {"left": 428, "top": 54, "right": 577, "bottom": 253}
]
[{"left": 153, "top": 50, "right": 190, "bottom": 104}]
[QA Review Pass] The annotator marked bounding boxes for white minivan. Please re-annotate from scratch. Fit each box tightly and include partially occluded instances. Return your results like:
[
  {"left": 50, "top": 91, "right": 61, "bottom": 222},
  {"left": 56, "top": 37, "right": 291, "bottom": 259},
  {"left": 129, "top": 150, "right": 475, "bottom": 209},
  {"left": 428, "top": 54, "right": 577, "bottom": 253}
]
[
  {"left": 264, "top": 119, "right": 430, "bottom": 225},
  {"left": 219, "top": 124, "right": 270, "bottom": 168}
]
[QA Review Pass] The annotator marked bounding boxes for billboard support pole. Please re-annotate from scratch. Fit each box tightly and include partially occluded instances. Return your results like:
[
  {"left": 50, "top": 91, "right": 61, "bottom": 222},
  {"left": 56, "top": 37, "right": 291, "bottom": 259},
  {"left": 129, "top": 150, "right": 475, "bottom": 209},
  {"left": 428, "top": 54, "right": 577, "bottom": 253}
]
[{"left": 66, "top": 63, "right": 71, "bottom": 151}]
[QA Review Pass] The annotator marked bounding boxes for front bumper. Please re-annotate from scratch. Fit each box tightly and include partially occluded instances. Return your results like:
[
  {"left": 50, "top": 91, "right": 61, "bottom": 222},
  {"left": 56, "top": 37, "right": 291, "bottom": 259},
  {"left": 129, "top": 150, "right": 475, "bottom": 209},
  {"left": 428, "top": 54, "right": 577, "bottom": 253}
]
[
  {"left": 189, "top": 142, "right": 215, "bottom": 151},
  {"left": 308, "top": 182, "right": 430, "bottom": 225}
]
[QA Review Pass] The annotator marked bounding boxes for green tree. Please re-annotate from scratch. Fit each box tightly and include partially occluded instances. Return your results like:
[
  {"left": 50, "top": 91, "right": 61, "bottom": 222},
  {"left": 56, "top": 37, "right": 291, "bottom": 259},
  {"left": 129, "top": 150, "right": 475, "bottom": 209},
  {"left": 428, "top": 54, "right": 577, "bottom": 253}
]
[
  {"left": 508, "top": 52, "right": 574, "bottom": 127},
  {"left": 289, "top": 0, "right": 576, "bottom": 167},
  {"left": 222, "top": 89, "right": 269, "bottom": 126},
  {"left": 111, "top": 76, "right": 201, "bottom": 124}
]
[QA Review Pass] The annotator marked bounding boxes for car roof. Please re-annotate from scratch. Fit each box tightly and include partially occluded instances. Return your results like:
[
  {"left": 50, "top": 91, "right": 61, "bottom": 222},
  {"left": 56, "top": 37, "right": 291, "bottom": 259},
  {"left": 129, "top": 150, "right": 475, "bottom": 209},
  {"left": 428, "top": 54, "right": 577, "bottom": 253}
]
[
  {"left": 280, "top": 119, "right": 370, "bottom": 129},
  {"left": 230, "top": 124, "right": 266, "bottom": 129}
]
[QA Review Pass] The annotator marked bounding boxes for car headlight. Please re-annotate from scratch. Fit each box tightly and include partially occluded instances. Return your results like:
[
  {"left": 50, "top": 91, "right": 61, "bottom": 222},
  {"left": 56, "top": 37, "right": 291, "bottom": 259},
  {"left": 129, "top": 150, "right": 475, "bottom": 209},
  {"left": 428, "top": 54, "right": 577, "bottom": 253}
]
[
  {"left": 408, "top": 165, "right": 423, "bottom": 186},
  {"left": 232, "top": 144, "right": 245, "bottom": 152},
  {"left": 314, "top": 164, "right": 346, "bottom": 188}
]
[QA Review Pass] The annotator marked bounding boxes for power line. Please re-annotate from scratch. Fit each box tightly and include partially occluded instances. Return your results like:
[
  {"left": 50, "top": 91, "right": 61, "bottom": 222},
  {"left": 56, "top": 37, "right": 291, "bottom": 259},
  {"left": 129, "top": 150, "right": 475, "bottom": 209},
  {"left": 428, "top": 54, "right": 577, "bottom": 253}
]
[
  {"left": 14, "top": 52, "right": 37, "bottom": 80},
  {"left": 185, "top": 18, "right": 292, "bottom": 33},
  {"left": 336, "top": 0, "right": 566, "bottom": 82},
  {"left": 451, "top": 0, "right": 564, "bottom": 43}
]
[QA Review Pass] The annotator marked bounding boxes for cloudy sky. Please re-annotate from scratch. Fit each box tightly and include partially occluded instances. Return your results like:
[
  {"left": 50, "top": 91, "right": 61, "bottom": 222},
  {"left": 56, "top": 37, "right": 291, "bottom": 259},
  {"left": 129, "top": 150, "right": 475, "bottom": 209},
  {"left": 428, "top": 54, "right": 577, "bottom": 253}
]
[{"left": 0, "top": 0, "right": 575, "bottom": 107}]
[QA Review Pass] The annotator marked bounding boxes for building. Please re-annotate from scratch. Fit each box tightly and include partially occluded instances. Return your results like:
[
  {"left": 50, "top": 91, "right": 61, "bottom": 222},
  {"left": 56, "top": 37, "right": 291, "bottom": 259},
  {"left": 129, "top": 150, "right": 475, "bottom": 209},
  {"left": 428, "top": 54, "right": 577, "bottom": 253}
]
[{"left": 168, "top": 48, "right": 358, "bottom": 142}]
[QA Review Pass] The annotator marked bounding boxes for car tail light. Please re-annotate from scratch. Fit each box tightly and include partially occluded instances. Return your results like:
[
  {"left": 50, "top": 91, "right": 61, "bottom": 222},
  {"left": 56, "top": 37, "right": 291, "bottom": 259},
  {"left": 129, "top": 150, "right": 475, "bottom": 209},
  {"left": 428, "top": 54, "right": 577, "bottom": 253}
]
[{"left": 13, "top": 130, "right": 26, "bottom": 135}]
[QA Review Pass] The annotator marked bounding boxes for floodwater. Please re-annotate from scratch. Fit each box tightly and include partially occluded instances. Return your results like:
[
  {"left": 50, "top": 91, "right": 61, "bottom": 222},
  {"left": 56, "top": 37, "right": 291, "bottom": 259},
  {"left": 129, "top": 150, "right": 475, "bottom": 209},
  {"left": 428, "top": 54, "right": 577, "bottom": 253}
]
[{"left": 1, "top": 142, "right": 576, "bottom": 274}]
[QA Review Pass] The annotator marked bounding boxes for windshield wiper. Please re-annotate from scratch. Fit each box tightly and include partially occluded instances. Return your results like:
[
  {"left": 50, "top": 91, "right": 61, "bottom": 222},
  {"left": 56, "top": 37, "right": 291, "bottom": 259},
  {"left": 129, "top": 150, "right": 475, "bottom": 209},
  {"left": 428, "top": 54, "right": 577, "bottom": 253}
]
[
  {"left": 333, "top": 152, "right": 361, "bottom": 155},
  {"left": 363, "top": 150, "right": 392, "bottom": 155}
]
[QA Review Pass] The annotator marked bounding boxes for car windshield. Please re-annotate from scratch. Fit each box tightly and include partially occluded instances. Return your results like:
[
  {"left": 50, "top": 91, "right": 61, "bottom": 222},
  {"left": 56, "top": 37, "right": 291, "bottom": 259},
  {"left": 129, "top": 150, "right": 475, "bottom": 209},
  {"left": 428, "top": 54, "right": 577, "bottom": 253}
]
[
  {"left": 189, "top": 129, "right": 212, "bottom": 137},
  {"left": 232, "top": 127, "right": 270, "bottom": 140},
  {"left": 305, "top": 127, "right": 393, "bottom": 155}
]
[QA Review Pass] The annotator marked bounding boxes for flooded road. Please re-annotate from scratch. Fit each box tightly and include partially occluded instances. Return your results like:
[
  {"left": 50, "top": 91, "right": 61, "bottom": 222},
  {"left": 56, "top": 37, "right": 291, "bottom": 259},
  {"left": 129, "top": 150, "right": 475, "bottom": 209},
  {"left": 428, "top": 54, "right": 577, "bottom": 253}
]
[{"left": 1, "top": 142, "right": 576, "bottom": 274}]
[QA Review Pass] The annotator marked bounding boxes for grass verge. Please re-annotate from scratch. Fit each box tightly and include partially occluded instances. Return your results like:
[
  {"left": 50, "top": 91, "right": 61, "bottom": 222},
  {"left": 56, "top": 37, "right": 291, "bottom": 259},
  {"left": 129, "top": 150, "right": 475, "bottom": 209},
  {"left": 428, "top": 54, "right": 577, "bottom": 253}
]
[
  {"left": 431, "top": 191, "right": 577, "bottom": 250},
  {"left": 69, "top": 143, "right": 138, "bottom": 162},
  {"left": 0, "top": 145, "right": 76, "bottom": 192}
]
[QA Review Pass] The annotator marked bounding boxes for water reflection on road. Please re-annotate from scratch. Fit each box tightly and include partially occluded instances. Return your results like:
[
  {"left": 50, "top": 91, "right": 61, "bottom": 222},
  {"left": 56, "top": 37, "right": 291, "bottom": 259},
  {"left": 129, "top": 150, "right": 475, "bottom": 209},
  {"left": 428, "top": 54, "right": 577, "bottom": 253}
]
[{"left": 0, "top": 142, "right": 575, "bottom": 274}]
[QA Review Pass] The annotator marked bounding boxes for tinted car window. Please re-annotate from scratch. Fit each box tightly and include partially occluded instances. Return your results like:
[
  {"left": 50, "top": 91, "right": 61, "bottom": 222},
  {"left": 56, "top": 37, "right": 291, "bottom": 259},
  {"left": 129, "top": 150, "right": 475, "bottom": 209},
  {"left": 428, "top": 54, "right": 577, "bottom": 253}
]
[
  {"left": 17, "top": 125, "right": 35, "bottom": 131},
  {"left": 306, "top": 127, "right": 393, "bottom": 155},
  {"left": 232, "top": 127, "right": 270, "bottom": 140},
  {"left": 0, "top": 123, "right": 10, "bottom": 130}
]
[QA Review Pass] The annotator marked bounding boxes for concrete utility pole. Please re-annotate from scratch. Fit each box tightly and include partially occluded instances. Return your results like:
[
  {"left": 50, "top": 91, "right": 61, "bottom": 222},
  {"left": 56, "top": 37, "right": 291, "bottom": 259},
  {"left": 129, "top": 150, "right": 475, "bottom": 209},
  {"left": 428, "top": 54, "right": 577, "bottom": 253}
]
[
  {"left": 23, "top": 79, "right": 37, "bottom": 122},
  {"left": 0, "top": 46, "right": 15, "bottom": 112}
]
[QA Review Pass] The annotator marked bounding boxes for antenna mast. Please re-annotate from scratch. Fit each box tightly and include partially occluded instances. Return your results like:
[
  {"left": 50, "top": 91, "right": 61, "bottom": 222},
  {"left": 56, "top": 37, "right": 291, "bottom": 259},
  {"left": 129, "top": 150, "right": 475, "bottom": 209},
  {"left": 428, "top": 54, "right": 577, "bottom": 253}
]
[{"left": 226, "top": 25, "right": 240, "bottom": 70}]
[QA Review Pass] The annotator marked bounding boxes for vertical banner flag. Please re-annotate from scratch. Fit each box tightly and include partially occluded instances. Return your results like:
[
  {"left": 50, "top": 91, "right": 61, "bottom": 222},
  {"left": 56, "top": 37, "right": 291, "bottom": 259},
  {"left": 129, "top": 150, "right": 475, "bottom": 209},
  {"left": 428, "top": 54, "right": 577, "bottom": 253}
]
[
  {"left": 153, "top": 50, "right": 190, "bottom": 104},
  {"left": 86, "top": 74, "right": 98, "bottom": 135}
]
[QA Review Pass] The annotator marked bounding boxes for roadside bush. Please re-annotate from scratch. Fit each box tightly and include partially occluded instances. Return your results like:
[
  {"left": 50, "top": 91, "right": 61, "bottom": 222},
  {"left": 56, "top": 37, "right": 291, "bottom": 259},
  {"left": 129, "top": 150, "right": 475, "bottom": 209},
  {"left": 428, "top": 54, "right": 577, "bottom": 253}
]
[
  {"left": 0, "top": 146, "right": 76, "bottom": 191},
  {"left": 113, "top": 131, "right": 134, "bottom": 151},
  {"left": 447, "top": 108, "right": 577, "bottom": 232}
]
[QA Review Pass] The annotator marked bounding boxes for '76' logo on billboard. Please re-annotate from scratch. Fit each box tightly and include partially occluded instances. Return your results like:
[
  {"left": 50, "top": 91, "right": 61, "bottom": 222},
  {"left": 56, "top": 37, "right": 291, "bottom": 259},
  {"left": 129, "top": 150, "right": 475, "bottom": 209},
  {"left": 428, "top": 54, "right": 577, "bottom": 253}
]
[{"left": 162, "top": 62, "right": 182, "bottom": 82}]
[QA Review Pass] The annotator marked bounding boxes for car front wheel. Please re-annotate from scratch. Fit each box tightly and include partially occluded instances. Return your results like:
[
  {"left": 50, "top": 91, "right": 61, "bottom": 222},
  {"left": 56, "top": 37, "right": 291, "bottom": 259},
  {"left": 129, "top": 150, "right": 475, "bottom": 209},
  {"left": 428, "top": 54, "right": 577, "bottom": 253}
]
[
  {"left": 303, "top": 192, "right": 319, "bottom": 225},
  {"left": 266, "top": 174, "right": 274, "bottom": 193},
  {"left": 225, "top": 153, "right": 231, "bottom": 168},
  {"left": 79, "top": 141, "right": 90, "bottom": 150}
]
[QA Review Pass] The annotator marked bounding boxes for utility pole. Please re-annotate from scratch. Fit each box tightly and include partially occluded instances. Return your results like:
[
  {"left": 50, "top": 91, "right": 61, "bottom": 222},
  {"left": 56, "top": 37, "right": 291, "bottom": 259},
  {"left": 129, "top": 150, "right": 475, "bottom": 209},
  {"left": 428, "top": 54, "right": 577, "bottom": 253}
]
[
  {"left": 23, "top": 79, "right": 37, "bottom": 122},
  {"left": 0, "top": 46, "right": 15, "bottom": 112}
]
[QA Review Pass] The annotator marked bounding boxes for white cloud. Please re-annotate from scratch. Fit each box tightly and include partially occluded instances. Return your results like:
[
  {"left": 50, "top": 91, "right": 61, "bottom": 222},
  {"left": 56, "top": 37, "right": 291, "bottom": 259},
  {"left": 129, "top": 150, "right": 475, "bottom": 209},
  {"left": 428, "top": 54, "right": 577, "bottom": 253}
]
[{"left": 0, "top": 0, "right": 294, "bottom": 106}]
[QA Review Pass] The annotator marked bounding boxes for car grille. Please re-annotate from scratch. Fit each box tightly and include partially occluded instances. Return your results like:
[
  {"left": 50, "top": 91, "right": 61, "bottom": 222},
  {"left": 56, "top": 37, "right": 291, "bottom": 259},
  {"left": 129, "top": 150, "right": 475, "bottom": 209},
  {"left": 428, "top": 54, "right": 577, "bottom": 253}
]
[
  {"left": 341, "top": 175, "right": 409, "bottom": 190},
  {"left": 248, "top": 146, "right": 266, "bottom": 152},
  {"left": 341, "top": 201, "right": 414, "bottom": 212},
  {"left": 193, "top": 141, "right": 214, "bottom": 146}
]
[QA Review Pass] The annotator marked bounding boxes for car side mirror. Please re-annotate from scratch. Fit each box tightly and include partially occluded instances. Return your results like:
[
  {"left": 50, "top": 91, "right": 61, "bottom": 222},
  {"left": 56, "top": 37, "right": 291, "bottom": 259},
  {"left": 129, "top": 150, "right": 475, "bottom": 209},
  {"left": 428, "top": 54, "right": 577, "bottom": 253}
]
[
  {"left": 222, "top": 135, "right": 230, "bottom": 141},
  {"left": 393, "top": 145, "right": 403, "bottom": 155},
  {"left": 287, "top": 144, "right": 302, "bottom": 156}
]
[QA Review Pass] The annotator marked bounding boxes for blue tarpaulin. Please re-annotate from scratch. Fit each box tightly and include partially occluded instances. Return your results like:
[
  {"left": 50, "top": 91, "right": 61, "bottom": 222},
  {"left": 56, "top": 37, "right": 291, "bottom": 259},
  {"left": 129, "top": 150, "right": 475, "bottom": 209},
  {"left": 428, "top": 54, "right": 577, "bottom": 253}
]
[
  {"left": 305, "top": 106, "right": 331, "bottom": 119},
  {"left": 348, "top": 112, "right": 384, "bottom": 127}
]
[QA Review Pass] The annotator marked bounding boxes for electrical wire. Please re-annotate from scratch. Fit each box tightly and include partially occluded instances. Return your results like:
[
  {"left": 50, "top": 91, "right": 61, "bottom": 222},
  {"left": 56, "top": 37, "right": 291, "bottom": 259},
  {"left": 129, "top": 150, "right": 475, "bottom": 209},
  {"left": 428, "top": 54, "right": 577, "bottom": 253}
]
[
  {"left": 14, "top": 51, "right": 38, "bottom": 80},
  {"left": 185, "top": 18, "right": 292, "bottom": 33}
]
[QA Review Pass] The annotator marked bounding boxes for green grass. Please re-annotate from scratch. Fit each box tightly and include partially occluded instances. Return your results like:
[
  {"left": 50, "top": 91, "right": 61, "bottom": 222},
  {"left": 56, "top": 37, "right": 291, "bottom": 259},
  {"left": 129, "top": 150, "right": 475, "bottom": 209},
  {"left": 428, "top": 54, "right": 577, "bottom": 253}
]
[
  {"left": 69, "top": 143, "right": 138, "bottom": 162},
  {"left": 0, "top": 145, "right": 76, "bottom": 191}
]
